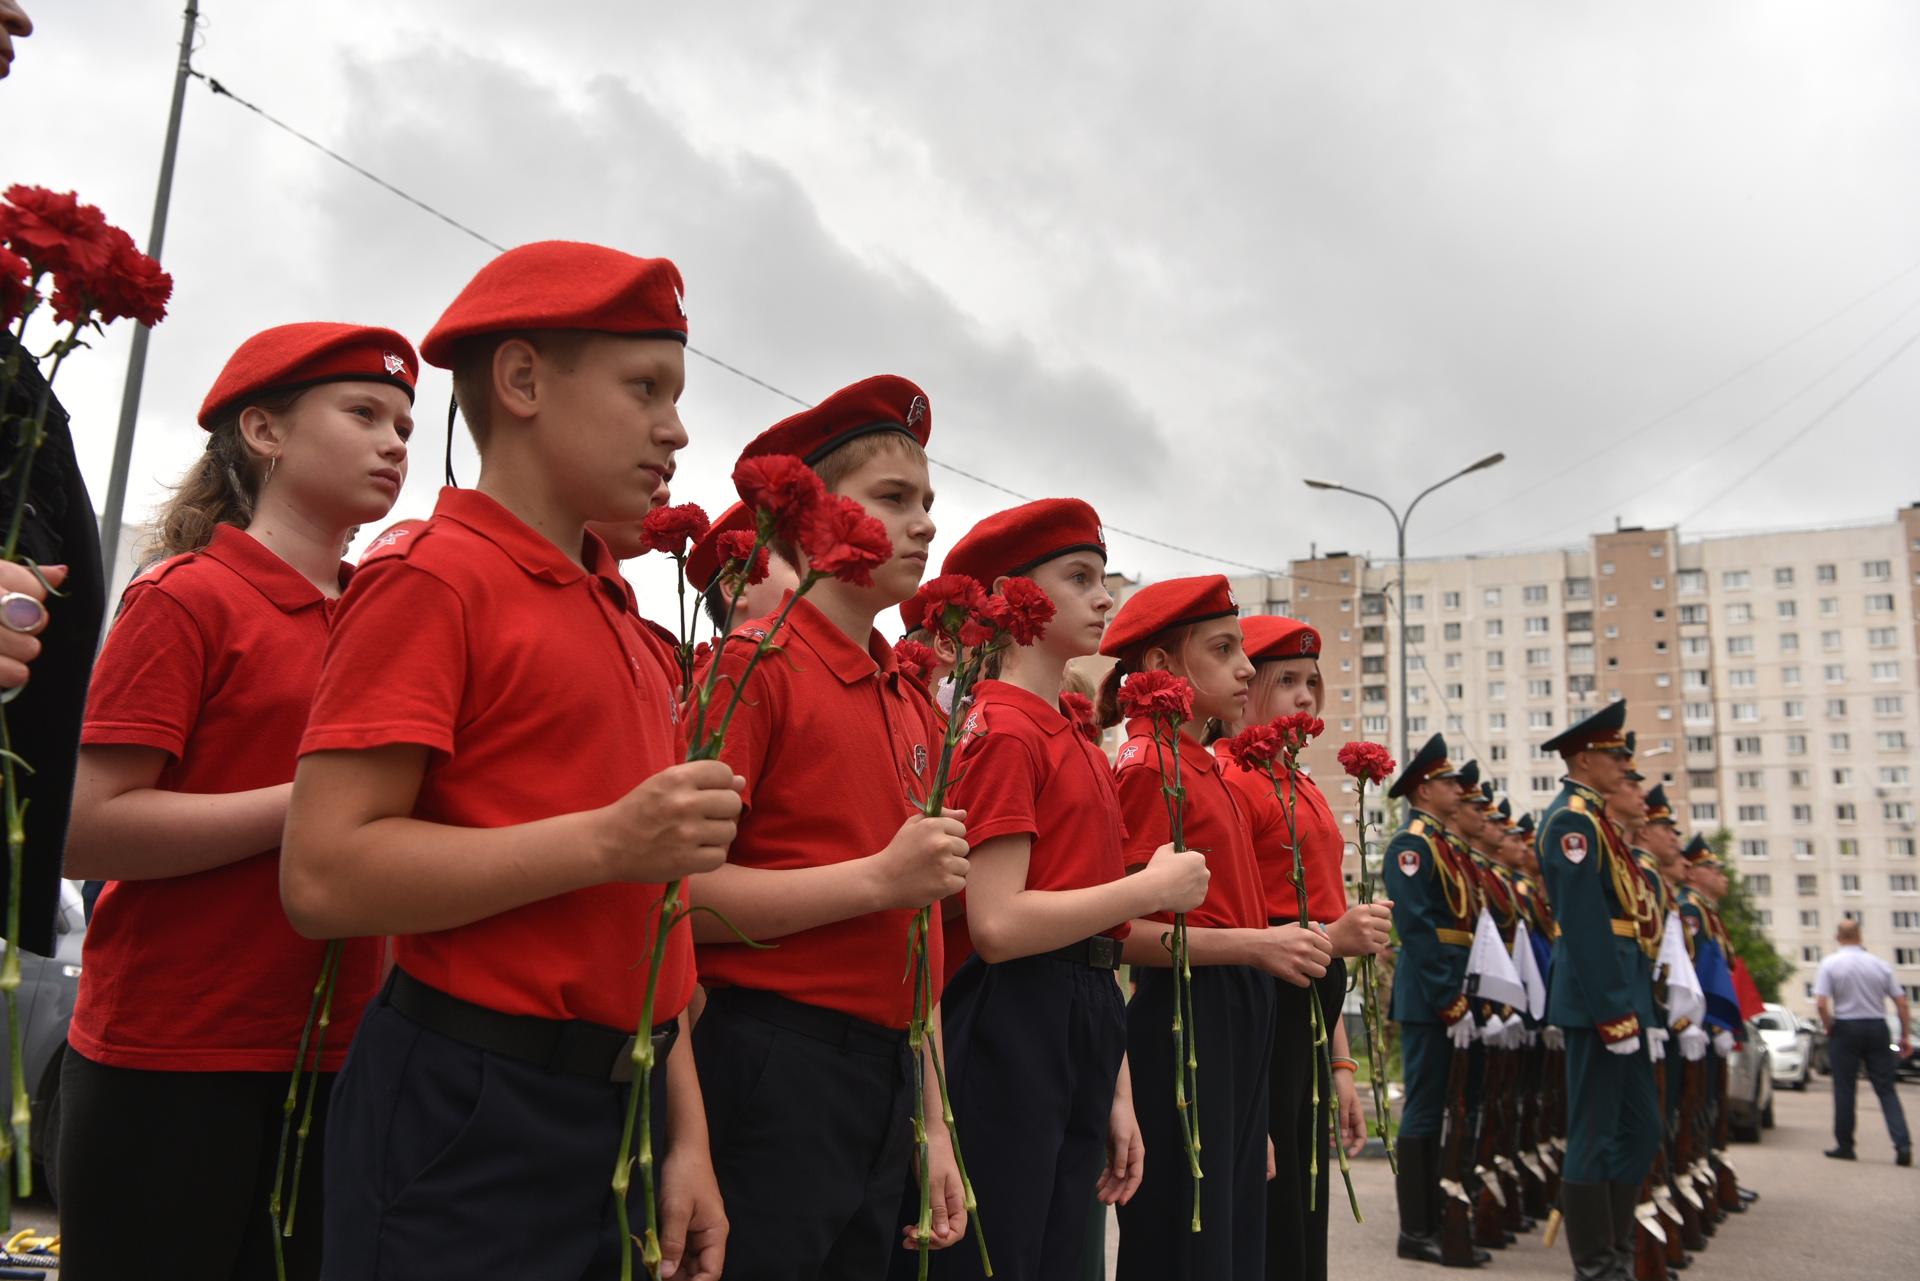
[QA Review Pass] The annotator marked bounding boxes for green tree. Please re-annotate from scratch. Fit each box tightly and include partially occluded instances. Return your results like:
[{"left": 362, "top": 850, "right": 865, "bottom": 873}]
[{"left": 1710, "top": 828, "right": 1794, "bottom": 1002}]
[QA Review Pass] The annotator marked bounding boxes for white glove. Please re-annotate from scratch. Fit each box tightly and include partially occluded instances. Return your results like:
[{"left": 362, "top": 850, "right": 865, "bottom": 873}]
[
  {"left": 1505, "top": 1018, "right": 1526, "bottom": 1050},
  {"left": 1543, "top": 1026, "right": 1566, "bottom": 1051},
  {"left": 1480, "top": 1013, "right": 1508, "bottom": 1045},
  {"left": 1647, "top": 1027, "right": 1669, "bottom": 1063},
  {"left": 1448, "top": 1014, "right": 1477, "bottom": 1050},
  {"left": 1713, "top": 1030, "right": 1734, "bottom": 1056},
  {"left": 1679, "top": 1026, "right": 1707, "bottom": 1061},
  {"left": 1606, "top": 1034, "right": 1643, "bottom": 1056}
]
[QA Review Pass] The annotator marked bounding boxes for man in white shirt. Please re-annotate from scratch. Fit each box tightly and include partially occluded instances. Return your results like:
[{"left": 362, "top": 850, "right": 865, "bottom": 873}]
[{"left": 1814, "top": 920, "right": 1912, "bottom": 1166}]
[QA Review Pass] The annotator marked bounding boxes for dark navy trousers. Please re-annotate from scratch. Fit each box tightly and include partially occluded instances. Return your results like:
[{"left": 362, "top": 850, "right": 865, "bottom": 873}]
[
  {"left": 1117, "top": 963, "right": 1275, "bottom": 1281},
  {"left": 1561, "top": 1026, "right": 1661, "bottom": 1184},
  {"left": 1266, "top": 960, "right": 1346, "bottom": 1281}
]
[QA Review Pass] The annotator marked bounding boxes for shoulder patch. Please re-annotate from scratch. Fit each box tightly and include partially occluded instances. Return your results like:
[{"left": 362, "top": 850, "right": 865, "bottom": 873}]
[
  {"left": 960, "top": 703, "right": 988, "bottom": 740},
  {"left": 1568, "top": 794, "right": 1588, "bottom": 814},
  {"left": 1116, "top": 740, "right": 1144, "bottom": 768},
  {"left": 1559, "top": 832, "right": 1588, "bottom": 865},
  {"left": 359, "top": 519, "right": 430, "bottom": 564},
  {"left": 1409, "top": 818, "right": 1427, "bottom": 836},
  {"left": 1397, "top": 847, "right": 1422, "bottom": 877}
]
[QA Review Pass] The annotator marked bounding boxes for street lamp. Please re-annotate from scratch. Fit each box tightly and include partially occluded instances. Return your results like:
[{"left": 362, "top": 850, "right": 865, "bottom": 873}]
[{"left": 1303, "top": 452, "right": 1505, "bottom": 763}]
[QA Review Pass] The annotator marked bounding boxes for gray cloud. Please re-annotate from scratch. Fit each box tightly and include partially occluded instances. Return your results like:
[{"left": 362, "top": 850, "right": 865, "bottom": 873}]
[{"left": 8, "top": 0, "right": 1918, "bottom": 620}]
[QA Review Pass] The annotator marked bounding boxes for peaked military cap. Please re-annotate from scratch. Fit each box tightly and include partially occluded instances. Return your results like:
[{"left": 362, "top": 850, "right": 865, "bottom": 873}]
[
  {"left": 1681, "top": 833, "right": 1718, "bottom": 865},
  {"left": 1645, "top": 783, "right": 1677, "bottom": 826},
  {"left": 1623, "top": 730, "right": 1646, "bottom": 781},
  {"left": 1516, "top": 812, "right": 1536, "bottom": 837},
  {"left": 1541, "top": 698, "right": 1630, "bottom": 757},
  {"left": 1456, "top": 759, "right": 1481, "bottom": 793},
  {"left": 1388, "top": 732, "right": 1462, "bottom": 800}
]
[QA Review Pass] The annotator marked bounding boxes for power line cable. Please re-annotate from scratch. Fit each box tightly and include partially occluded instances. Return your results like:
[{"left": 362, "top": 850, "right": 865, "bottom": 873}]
[{"left": 1432, "top": 253, "right": 1920, "bottom": 539}]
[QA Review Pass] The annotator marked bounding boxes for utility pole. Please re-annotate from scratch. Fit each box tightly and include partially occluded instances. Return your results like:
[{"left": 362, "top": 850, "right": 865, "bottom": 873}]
[{"left": 98, "top": 0, "right": 199, "bottom": 586}]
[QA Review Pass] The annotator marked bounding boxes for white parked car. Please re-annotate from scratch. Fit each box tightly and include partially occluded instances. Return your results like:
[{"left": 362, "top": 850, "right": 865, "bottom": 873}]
[{"left": 1753, "top": 1003, "right": 1813, "bottom": 1091}]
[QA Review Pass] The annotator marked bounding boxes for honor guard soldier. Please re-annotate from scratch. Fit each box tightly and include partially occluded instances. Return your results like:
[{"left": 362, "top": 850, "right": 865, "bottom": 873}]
[
  {"left": 1384, "top": 734, "right": 1488, "bottom": 1267},
  {"left": 1537, "top": 699, "right": 1664, "bottom": 1281}
]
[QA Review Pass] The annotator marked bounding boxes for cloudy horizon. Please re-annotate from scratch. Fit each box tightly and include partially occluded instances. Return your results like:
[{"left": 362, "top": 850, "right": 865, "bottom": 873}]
[{"left": 8, "top": 0, "right": 1918, "bottom": 617}]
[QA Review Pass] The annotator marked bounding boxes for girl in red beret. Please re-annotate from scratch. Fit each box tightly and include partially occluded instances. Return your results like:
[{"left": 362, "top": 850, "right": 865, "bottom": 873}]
[
  {"left": 1094, "top": 577, "right": 1333, "bottom": 1280},
  {"left": 58, "top": 323, "right": 416, "bottom": 1281},
  {"left": 917, "top": 501, "right": 1210, "bottom": 1281},
  {"left": 1214, "top": 617, "right": 1394, "bottom": 1281}
]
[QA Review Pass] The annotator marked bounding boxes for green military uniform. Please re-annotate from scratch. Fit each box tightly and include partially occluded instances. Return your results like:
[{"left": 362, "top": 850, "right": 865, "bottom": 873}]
[
  {"left": 1537, "top": 700, "right": 1664, "bottom": 1281},
  {"left": 1384, "top": 734, "right": 1485, "bottom": 1267}
]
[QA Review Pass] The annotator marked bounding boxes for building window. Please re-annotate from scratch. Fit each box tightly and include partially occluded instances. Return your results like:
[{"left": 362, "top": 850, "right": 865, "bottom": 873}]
[
  {"left": 1887, "top": 802, "right": 1916, "bottom": 823},
  {"left": 1780, "top": 632, "right": 1800, "bottom": 653},
  {"left": 1404, "top": 624, "right": 1426, "bottom": 643},
  {"left": 1800, "top": 945, "right": 1823, "bottom": 963},
  {"left": 1723, "top": 570, "right": 1750, "bottom": 590},
  {"left": 1867, "top": 594, "right": 1896, "bottom": 614},
  {"left": 1532, "top": 776, "right": 1555, "bottom": 793},
  {"left": 1489, "top": 743, "right": 1507, "bottom": 761},
  {"left": 1801, "top": 908, "right": 1821, "bottom": 927},
  {"left": 1684, "top": 702, "right": 1714, "bottom": 722},
  {"left": 1875, "top": 695, "right": 1906, "bottom": 716},
  {"left": 1601, "top": 562, "right": 1615, "bottom": 576},
  {"left": 1445, "top": 683, "right": 1464, "bottom": 700},
  {"left": 1789, "top": 768, "right": 1810, "bottom": 786},
  {"left": 1748, "top": 874, "right": 1772, "bottom": 895},
  {"left": 1488, "top": 712, "right": 1507, "bottom": 729},
  {"left": 1487, "top": 650, "right": 1505, "bottom": 669},
  {"left": 1407, "top": 594, "right": 1426, "bottom": 612},
  {"left": 1527, "top": 647, "right": 1551, "bottom": 667},
  {"left": 1777, "top": 599, "right": 1798, "bottom": 618},
  {"left": 1833, "top": 767, "right": 1854, "bottom": 785},
  {"left": 1784, "top": 700, "right": 1806, "bottom": 720},
  {"left": 1727, "top": 635, "right": 1754, "bottom": 656},
  {"left": 1408, "top": 716, "right": 1428, "bottom": 733},
  {"left": 1363, "top": 715, "right": 1388, "bottom": 733},
  {"left": 1827, "top": 698, "right": 1848, "bottom": 718},
  {"left": 1821, "top": 597, "right": 1841, "bottom": 618},
  {"left": 1863, "top": 559, "right": 1891, "bottom": 581},
  {"left": 1825, "top": 663, "right": 1846, "bottom": 683},
  {"left": 1816, "top": 563, "right": 1837, "bottom": 583},
  {"left": 1732, "top": 703, "right": 1760, "bottom": 722},
  {"left": 1528, "top": 679, "right": 1553, "bottom": 698},
  {"left": 1526, "top": 616, "right": 1549, "bottom": 635},
  {"left": 1739, "top": 839, "right": 1769, "bottom": 859},
  {"left": 1882, "top": 766, "right": 1912, "bottom": 785},
  {"left": 1729, "top": 669, "right": 1756, "bottom": 688},
  {"left": 1869, "top": 627, "right": 1896, "bottom": 648},
  {"left": 1442, "top": 591, "right": 1461, "bottom": 610},
  {"left": 1843, "top": 875, "right": 1863, "bottom": 895},
  {"left": 1523, "top": 585, "right": 1547, "bottom": 604},
  {"left": 1489, "top": 681, "right": 1506, "bottom": 700},
  {"left": 1678, "top": 570, "right": 1705, "bottom": 593},
  {"left": 1736, "top": 769, "right": 1762, "bottom": 789},
  {"left": 1569, "top": 643, "right": 1594, "bottom": 665},
  {"left": 1727, "top": 603, "right": 1753, "bottom": 623},
  {"left": 1895, "top": 911, "right": 1920, "bottom": 930},
  {"left": 1567, "top": 611, "right": 1594, "bottom": 633},
  {"left": 1822, "top": 630, "right": 1843, "bottom": 651},
  {"left": 1787, "top": 734, "right": 1808, "bottom": 755},
  {"left": 1792, "top": 804, "right": 1813, "bottom": 825},
  {"left": 1836, "top": 803, "right": 1858, "bottom": 823},
  {"left": 1652, "top": 576, "right": 1666, "bottom": 590},
  {"left": 1485, "top": 619, "right": 1503, "bottom": 638},
  {"left": 1687, "top": 735, "right": 1714, "bottom": 754},
  {"left": 1774, "top": 567, "right": 1795, "bottom": 587},
  {"left": 1691, "top": 802, "right": 1719, "bottom": 823},
  {"left": 1737, "top": 805, "right": 1767, "bottom": 823},
  {"left": 1840, "top": 840, "right": 1859, "bottom": 859},
  {"left": 1794, "top": 839, "right": 1815, "bottom": 858},
  {"left": 1892, "top": 875, "right": 1920, "bottom": 894},
  {"left": 1484, "top": 588, "right": 1503, "bottom": 607},
  {"left": 1797, "top": 874, "right": 1818, "bottom": 897},
  {"left": 1566, "top": 578, "right": 1592, "bottom": 601},
  {"left": 1880, "top": 731, "right": 1911, "bottom": 751},
  {"left": 1682, "top": 636, "right": 1709, "bottom": 657},
  {"left": 1732, "top": 736, "right": 1762, "bottom": 756},
  {"left": 1892, "top": 838, "right": 1917, "bottom": 860},
  {"left": 1833, "top": 733, "right": 1853, "bottom": 752},
  {"left": 1896, "top": 948, "right": 1920, "bottom": 966},
  {"left": 1872, "top": 661, "right": 1899, "bottom": 681},
  {"left": 1783, "top": 665, "right": 1802, "bottom": 685},
  {"left": 1443, "top": 622, "right": 1462, "bottom": 641},
  {"left": 1528, "top": 710, "right": 1554, "bottom": 729}
]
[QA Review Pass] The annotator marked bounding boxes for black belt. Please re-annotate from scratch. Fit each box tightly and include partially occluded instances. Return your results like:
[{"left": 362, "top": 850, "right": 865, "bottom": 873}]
[
  {"left": 1043, "top": 935, "right": 1122, "bottom": 970},
  {"left": 705, "top": 986, "right": 908, "bottom": 1058},
  {"left": 387, "top": 968, "right": 675, "bottom": 1084}
]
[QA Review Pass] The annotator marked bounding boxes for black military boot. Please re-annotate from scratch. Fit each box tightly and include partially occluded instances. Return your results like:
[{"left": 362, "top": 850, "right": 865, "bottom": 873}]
[
  {"left": 1609, "top": 1181, "right": 1644, "bottom": 1280},
  {"left": 1396, "top": 1136, "right": 1446, "bottom": 1264},
  {"left": 1562, "top": 1182, "right": 1623, "bottom": 1281}
]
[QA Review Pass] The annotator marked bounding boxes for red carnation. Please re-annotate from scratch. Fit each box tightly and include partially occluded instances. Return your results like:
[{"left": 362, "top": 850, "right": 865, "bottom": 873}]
[
  {"left": 0, "top": 185, "right": 113, "bottom": 280},
  {"left": 1224, "top": 722, "right": 1284, "bottom": 774},
  {"left": 715, "top": 529, "right": 769, "bottom": 585},
  {"left": 49, "top": 224, "right": 173, "bottom": 328},
  {"left": 638, "top": 502, "right": 710, "bottom": 557},
  {"left": 1116, "top": 670, "right": 1195, "bottom": 723},
  {"left": 0, "top": 246, "right": 32, "bottom": 327},
  {"left": 732, "top": 454, "right": 827, "bottom": 540},
  {"left": 1272, "top": 711, "right": 1324, "bottom": 761},
  {"left": 798, "top": 494, "right": 893, "bottom": 587},
  {"left": 959, "top": 594, "right": 1013, "bottom": 648},
  {"left": 1337, "top": 740, "right": 1396, "bottom": 786},
  {"left": 996, "top": 576, "right": 1057, "bottom": 646},
  {"left": 895, "top": 638, "right": 938, "bottom": 684},
  {"left": 1060, "top": 691, "right": 1100, "bottom": 742},
  {"left": 915, "top": 575, "right": 990, "bottom": 640}
]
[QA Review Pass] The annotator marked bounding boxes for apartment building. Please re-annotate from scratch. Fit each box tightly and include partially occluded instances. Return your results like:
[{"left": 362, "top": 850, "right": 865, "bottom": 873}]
[{"left": 1097, "top": 504, "right": 1920, "bottom": 1017}]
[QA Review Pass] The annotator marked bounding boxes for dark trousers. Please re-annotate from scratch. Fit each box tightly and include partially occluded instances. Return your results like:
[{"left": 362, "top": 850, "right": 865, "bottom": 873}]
[
  {"left": 320, "top": 997, "right": 667, "bottom": 1280},
  {"left": 1561, "top": 1027, "right": 1661, "bottom": 1185},
  {"left": 1398, "top": 1020, "right": 1448, "bottom": 1140},
  {"left": 1266, "top": 960, "right": 1345, "bottom": 1281},
  {"left": 57, "top": 1046, "right": 331, "bottom": 1281},
  {"left": 1829, "top": 1016, "right": 1912, "bottom": 1153},
  {"left": 1117, "top": 964, "right": 1275, "bottom": 1281},
  {"left": 922, "top": 953, "right": 1126, "bottom": 1281},
  {"left": 697, "top": 987, "right": 914, "bottom": 1281}
]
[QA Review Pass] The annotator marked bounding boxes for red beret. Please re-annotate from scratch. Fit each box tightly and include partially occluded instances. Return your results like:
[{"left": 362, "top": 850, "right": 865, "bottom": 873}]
[
  {"left": 686, "top": 500, "right": 756, "bottom": 592},
  {"left": 1099, "top": 574, "right": 1239, "bottom": 657},
  {"left": 1241, "top": 616, "right": 1321, "bottom": 663},
  {"left": 419, "top": 240, "right": 687, "bottom": 368},
  {"left": 942, "top": 499, "right": 1106, "bottom": 589},
  {"left": 900, "top": 587, "right": 931, "bottom": 635},
  {"left": 739, "top": 375, "right": 931, "bottom": 467},
  {"left": 198, "top": 322, "right": 417, "bottom": 428}
]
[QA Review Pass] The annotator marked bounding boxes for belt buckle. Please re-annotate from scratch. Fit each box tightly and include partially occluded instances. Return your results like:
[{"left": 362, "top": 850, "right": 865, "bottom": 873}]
[{"left": 1089, "top": 935, "right": 1118, "bottom": 969}]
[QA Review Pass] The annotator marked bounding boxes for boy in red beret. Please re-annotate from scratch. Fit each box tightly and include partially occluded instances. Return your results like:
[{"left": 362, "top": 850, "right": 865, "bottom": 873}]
[
  {"left": 686, "top": 376, "right": 972, "bottom": 1279},
  {"left": 282, "top": 242, "right": 740, "bottom": 1280}
]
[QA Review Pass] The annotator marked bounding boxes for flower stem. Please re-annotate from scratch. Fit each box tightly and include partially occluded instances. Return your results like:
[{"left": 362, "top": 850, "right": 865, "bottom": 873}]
[
  {"left": 269, "top": 941, "right": 337, "bottom": 1279},
  {"left": 283, "top": 940, "right": 342, "bottom": 1238},
  {"left": 614, "top": 879, "right": 685, "bottom": 1281}
]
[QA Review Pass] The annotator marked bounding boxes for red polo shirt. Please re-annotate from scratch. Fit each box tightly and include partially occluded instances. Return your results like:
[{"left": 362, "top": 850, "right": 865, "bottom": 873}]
[
  {"left": 1113, "top": 720, "right": 1266, "bottom": 931},
  {"left": 695, "top": 595, "right": 942, "bottom": 1029},
  {"left": 71, "top": 526, "right": 382, "bottom": 1072},
  {"left": 942, "top": 681, "right": 1132, "bottom": 970},
  {"left": 300, "top": 488, "right": 693, "bottom": 1029},
  {"left": 1217, "top": 753, "right": 1351, "bottom": 926}
]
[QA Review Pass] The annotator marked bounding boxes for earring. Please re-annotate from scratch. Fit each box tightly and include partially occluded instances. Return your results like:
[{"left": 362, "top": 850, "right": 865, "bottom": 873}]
[{"left": 265, "top": 454, "right": 278, "bottom": 486}]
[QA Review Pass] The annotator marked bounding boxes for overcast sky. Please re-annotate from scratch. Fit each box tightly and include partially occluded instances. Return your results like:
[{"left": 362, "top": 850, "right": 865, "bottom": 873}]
[{"left": 8, "top": 0, "right": 1919, "bottom": 618}]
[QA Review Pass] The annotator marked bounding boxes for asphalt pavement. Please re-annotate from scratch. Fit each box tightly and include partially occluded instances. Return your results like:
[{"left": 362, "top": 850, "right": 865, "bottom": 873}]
[{"left": 1102, "top": 1072, "right": 1920, "bottom": 1278}]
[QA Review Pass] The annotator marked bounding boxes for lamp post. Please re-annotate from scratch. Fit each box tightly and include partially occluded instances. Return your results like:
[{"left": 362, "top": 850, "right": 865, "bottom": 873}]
[{"left": 1304, "top": 453, "right": 1505, "bottom": 763}]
